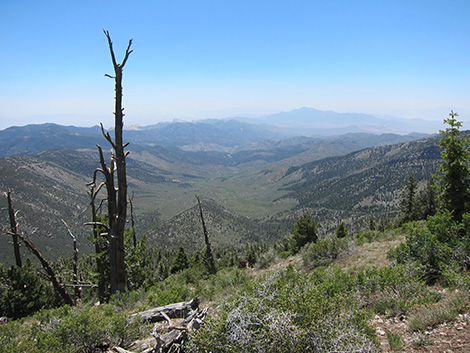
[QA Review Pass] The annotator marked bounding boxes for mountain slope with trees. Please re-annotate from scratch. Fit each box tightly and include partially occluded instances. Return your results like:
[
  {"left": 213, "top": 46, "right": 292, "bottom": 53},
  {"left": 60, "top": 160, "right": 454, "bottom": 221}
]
[{"left": 0, "top": 131, "right": 447, "bottom": 264}]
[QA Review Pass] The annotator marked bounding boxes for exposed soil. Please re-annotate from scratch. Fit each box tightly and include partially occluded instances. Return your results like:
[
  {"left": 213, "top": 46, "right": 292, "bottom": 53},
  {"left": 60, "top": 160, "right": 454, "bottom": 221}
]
[{"left": 373, "top": 311, "right": 470, "bottom": 352}]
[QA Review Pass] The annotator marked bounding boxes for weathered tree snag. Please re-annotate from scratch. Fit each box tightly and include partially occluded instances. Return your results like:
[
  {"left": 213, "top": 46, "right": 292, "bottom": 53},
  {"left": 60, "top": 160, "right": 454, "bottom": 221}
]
[
  {"left": 6, "top": 190, "right": 22, "bottom": 267},
  {"left": 131, "top": 297, "right": 200, "bottom": 323},
  {"left": 96, "top": 29, "right": 132, "bottom": 294},
  {"left": 196, "top": 196, "right": 217, "bottom": 275},
  {"left": 62, "top": 219, "right": 81, "bottom": 304},
  {"left": 129, "top": 192, "right": 136, "bottom": 247},
  {"left": 86, "top": 180, "right": 107, "bottom": 299}
]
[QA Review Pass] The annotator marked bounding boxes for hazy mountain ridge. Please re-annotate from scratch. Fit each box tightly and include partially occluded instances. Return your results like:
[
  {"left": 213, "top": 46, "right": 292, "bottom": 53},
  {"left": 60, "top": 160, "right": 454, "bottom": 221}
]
[
  {"left": 0, "top": 107, "right": 439, "bottom": 158},
  {"left": 241, "top": 107, "right": 444, "bottom": 136}
]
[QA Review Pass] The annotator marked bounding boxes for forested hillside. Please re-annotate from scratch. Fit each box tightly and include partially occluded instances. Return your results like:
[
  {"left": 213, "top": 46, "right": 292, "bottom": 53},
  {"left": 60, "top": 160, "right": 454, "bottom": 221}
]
[
  {"left": 0, "top": 129, "right": 444, "bottom": 263},
  {"left": 0, "top": 127, "right": 434, "bottom": 263}
]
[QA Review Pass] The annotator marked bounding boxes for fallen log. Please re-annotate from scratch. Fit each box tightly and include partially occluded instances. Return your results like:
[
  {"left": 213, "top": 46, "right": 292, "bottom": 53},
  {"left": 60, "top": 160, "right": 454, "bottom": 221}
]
[
  {"left": 131, "top": 297, "right": 199, "bottom": 323},
  {"left": 111, "top": 347, "right": 134, "bottom": 353}
]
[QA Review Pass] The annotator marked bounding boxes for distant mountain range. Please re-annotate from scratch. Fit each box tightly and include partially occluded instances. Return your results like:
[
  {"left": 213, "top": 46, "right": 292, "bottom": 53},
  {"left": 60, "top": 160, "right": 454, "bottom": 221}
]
[
  {"left": 241, "top": 107, "right": 444, "bottom": 136},
  {"left": 0, "top": 107, "right": 448, "bottom": 264},
  {"left": 0, "top": 107, "right": 438, "bottom": 158}
]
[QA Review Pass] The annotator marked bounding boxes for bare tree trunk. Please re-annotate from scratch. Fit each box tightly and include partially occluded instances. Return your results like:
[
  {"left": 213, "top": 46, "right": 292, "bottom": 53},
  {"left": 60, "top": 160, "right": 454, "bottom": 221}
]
[
  {"left": 102, "top": 29, "right": 133, "bottom": 294},
  {"left": 6, "top": 190, "right": 22, "bottom": 267},
  {"left": 62, "top": 219, "right": 81, "bottom": 304},
  {"left": 87, "top": 181, "right": 107, "bottom": 300},
  {"left": 196, "top": 196, "right": 217, "bottom": 275},
  {"left": 129, "top": 192, "right": 136, "bottom": 247}
]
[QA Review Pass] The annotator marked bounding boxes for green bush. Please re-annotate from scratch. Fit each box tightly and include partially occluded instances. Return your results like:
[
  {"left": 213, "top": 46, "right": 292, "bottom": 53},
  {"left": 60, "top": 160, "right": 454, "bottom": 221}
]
[
  {"left": 302, "top": 236, "right": 351, "bottom": 270},
  {"left": 0, "top": 318, "right": 51, "bottom": 353},
  {"left": 389, "top": 211, "right": 470, "bottom": 284},
  {"left": 195, "top": 267, "right": 250, "bottom": 302},
  {"left": 147, "top": 284, "right": 192, "bottom": 307},
  {"left": 35, "top": 304, "right": 143, "bottom": 352},
  {"left": 255, "top": 248, "right": 279, "bottom": 269}
]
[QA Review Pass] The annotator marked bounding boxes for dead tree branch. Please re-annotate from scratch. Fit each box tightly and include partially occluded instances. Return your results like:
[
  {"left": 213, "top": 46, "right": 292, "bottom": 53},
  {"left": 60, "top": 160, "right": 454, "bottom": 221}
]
[
  {"left": 5, "top": 190, "right": 22, "bottom": 267},
  {"left": 62, "top": 219, "right": 81, "bottom": 303}
]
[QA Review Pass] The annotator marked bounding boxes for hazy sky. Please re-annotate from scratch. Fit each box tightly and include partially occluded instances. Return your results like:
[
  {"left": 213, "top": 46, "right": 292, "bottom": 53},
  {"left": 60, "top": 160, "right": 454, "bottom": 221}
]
[{"left": 1, "top": 0, "right": 469, "bottom": 129}]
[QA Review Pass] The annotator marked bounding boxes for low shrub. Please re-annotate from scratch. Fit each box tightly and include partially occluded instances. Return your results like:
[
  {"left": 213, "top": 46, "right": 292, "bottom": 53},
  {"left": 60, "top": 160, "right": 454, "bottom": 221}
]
[
  {"left": 255, "top": 248, "right": 279, "bottom": 270},
  {"left": 302, "top": 236, "right": 352, "bottom": 270},
  {"left": 35, "top": 303, "right": 143, "bottom": 352},
  {"left": 189, "top": 266, "right": 378, "bottom": 352},
  {"left": 389, "top": 211, "right": 470, "bottom": 284}
]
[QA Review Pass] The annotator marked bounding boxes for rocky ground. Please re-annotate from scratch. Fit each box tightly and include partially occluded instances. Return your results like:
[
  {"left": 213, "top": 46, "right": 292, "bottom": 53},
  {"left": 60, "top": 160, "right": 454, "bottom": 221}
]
[{"left": 374, "top": 311, "right": 470, "bottom": 352}]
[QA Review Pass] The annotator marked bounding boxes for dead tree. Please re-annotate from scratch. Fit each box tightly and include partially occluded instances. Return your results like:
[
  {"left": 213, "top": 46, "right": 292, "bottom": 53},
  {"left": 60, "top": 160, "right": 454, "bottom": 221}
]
[
  {"left": 129, "top": 192, "right": 137, "bottom": 248},
  {"left": 5, "top": 190, "right": 22, "bottom": 267},
  {"left": 62, "top": 219, "right": 81, "bottom": 304},
  {"left": 91, "top": 29, "right": 133, "bottom": 294},
  {"left": 86, "top": 181, "right": 107, "bottom": 299},
  {"left": 4, "top": 193, "right": 73, "bottom": 305},
  {"left": 196, "top": 196, "right": 217, "bottom": 275}
]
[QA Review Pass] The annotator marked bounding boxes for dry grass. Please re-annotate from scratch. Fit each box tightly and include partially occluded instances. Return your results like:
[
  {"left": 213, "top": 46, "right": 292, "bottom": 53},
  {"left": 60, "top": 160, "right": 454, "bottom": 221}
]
[
  {"left": 408, "top": 291, "right": 470, "bottom": 332},
  {"left": 335, "top": 235, "right": 404, "bottom": 270}
]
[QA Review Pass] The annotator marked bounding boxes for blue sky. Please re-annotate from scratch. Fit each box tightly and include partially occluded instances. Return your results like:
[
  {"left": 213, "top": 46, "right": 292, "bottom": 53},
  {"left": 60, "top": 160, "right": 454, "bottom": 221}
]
[{"left": 1, "top": 0, "right": 469, "bottom": 129}]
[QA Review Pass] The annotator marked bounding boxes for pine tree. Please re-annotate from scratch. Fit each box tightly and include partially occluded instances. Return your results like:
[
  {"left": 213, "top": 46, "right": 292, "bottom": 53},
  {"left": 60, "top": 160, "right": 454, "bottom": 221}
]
[
  {"left": 435, "top": 111, "right": 470, "bottom": 221},
  {"left": 335, "top": 221, "right": 348, "bottom": 238},
  {"left": 415, "top": 179, "right": 438, "bottom": 220},
  {"left": 170, "top": 246, "right": 189, "bottom": 274},
  {"left": 399, "top": 173, "right": 418, "bottom": 223},
  {"left": 288, "top": 214, "right": 319, "bottom": 254}
]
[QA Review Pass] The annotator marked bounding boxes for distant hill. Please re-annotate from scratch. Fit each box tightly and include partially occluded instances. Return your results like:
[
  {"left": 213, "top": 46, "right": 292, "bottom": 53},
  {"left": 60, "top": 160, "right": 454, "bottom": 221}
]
[
  {"left": 0, "top": 123, "right": 103, "bottom": 157},
  {"left": 243, "top": 107, "right": 443, "bottom": 136},
  {"left": 145, "top": 198, "right": 290, "bottom": 251},
  {"left": 127, "top": 119, "right": 286, "bottom": 147},
  {"left": 0, "top": 120, "right": 427, "bottom": 161}
]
